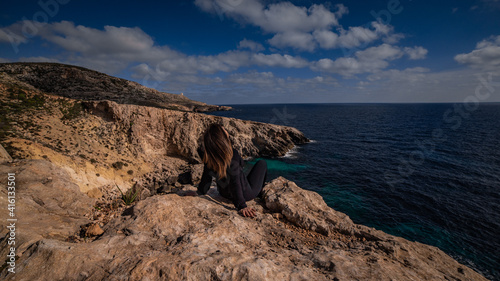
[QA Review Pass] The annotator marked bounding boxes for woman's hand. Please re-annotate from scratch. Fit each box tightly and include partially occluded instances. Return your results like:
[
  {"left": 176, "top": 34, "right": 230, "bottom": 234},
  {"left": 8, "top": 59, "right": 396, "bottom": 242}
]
[{"left": 239, "top": 207, "right": 256, "bottom": 218}]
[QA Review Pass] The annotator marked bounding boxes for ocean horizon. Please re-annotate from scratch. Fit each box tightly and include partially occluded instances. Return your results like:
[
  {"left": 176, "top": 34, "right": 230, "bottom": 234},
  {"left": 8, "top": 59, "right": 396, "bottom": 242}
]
[{"left": 207, "top": 103, "right": 500, "bottom": 280}]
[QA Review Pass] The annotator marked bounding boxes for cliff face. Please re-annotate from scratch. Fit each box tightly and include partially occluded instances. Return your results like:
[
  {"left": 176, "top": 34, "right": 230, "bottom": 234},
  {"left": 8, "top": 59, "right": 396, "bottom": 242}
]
[
  {"left": 83, "top": 100, "right": 308, "bottom": 163},
  {"left": 0, "top": 62, "right": 230, "bottom": 112},
  {"left": 0, "top": 159, "right": 487, "bottom": 281},
  {"left": 0, "top": 77, "right": 308, "bottom": 194}
]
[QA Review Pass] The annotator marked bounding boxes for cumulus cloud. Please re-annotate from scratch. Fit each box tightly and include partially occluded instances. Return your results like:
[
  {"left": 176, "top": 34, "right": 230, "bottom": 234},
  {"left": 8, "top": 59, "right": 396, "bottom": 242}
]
[
  {"left": 455, "top": 35, "right": 500, "bottom": 70},
  {"left": 252, "top": 53, "right": 309, "bottom": 68},
  {"left": 312, "top": 44, "right": 426, "bottom": 76},
  {"left": 196, "top": 0, "right": 397, "bottom": 51},
  {"left": 404, "top": 46, "right": 428, "bottom": 60},
  {"left": 227, "top": 71, "right": 282, "bottom": 86},
  {"left": 0, "top": 21, "right": 31, "bottom": 44},
  {"left": 0, "top": 20, "right": 315, "bottom": 76},
  {"left": 195, "top": 0, "right": 344, "bottom": 33},
  {"left": 268, "top": 31, "right": 316, "bottom": 51},
  {"left": 238, "top": 39, "right": 264, "bottom": 51},
  {"left": 0, "top": 17, "right": 438, "bottom": 104}
]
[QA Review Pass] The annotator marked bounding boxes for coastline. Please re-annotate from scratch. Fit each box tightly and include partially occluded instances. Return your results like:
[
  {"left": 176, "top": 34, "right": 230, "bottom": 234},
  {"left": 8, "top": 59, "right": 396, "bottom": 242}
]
[{"left": 0, "top": 63, "right": 491, "bottom": 280}]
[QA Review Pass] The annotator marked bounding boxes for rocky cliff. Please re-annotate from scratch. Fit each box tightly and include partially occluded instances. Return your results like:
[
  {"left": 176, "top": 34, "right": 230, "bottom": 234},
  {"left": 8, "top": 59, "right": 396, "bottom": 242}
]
[
  {"left": 0, "top": 159, "right": 487, "bottom": 280},
  {"left": 0, "top": 64, "right": 488, "bottom": 280},
  {"left": 0, "top": 74, "right": 308, "bottom": 195},
  {"left": 0, "top": 62, "right": 230, "bottom": 112}
]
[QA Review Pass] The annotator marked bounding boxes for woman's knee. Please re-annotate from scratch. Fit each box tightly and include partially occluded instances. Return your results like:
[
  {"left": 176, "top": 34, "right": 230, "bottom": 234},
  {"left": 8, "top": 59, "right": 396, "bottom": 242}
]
[{"left": 256, "top": 159, "right": 267, "bottom": 170}]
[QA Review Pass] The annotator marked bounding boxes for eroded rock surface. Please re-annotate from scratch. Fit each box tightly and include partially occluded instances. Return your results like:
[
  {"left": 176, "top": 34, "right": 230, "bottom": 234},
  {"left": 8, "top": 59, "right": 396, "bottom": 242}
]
[
  {"left": 0, "top": 160, "right": 487, "bottom": 281},
  {"left": 0, "top": 78, "right": 308, "bottom": 194}
]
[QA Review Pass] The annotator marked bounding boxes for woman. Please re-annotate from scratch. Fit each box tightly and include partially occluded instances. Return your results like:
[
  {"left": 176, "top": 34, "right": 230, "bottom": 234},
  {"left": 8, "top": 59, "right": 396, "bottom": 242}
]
[{"left": 186, "top": 124, "right": 267, "bottom": 218}]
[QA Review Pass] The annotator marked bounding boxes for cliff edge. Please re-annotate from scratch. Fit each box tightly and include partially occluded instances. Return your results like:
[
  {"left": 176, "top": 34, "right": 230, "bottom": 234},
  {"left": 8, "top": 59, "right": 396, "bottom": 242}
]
[
  {"left": 0, "top": 63, "right": 488, "bottom": 280},
  {"left": 0, "top": 159, "right": 487, "bottom": 281}
]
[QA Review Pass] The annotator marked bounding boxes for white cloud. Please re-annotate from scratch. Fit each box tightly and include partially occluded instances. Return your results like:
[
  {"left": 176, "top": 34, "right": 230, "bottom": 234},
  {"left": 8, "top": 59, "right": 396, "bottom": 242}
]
[
  {"left": 312, "top": 29, "right": 338, "bottom": 49},
  {"left": 195, "top": 0, "right": 345, "bottom": 33},
  {"left": 0, "top": 18, "right": 444, "bottom": 104},
  {"left": 227, "top": 71, "right": 282, "bottom": 86},
  {"left": 0, "top": 57, "right": 11, "bottom": 63},
  {"left": 43, "top": 21, "right": 155, "bottom": 55},
  {"left": 404, "top": 46, "right": 428, "bottom": 60},
  {"left": 267, "top": 20, "right": 399, "bottom": 51},
  {"left": 312, "top": 44, "right": 428, "bottom": 76},
  {"left": 0, "top": 20, "right": 316, "bottom": 76},
  {"left": 0, "top": 21, "right": 30, "bottom": 44},
  {"left": 238, "top": 39, "right": 264, "bottom": 51},
  {"left": 356, "top": 43, "right": 404, "bottom": 61},
  {"left": 252, "top": 53, "right": 309, "bottom": 68},
  {"left": 196, "top": 1, "right": 402, "bottom": 52},
  {"left": 455, "top": 35, "right": 500, "bottom": 70},
  {"left": 312, "top": 43, "right": 413, "bottom": 76},
  {"left": 268, "top": 31, "right": 316, "bottom": 51}
]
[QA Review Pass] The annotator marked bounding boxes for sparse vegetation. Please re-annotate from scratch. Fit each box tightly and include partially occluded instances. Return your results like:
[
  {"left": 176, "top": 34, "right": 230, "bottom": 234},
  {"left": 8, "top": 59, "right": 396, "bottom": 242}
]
[
  {"left": 112, "top": 161, "right": 124, "bottom": 170},
  {"left": 0, "top": 114, "right": 13, "bottom": 141},
  {"left": 115, "top": 184, "right": 139, "bottom": 205},
  {"left": 59, "top": 100, "right": 83, "bottom": 120},
  {"left": 7, "top": 87, "right": 46, "bottom": 110}
]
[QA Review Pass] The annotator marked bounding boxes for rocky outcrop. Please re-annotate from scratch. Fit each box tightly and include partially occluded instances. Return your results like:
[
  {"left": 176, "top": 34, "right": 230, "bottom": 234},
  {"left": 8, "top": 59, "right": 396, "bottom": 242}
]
[
  {"left": 0, "top": 80, "right": 308, "bottom": 194},
  {"left": 83, "top": 100, "right": 308, "bottom": 163},
  {"left": 0, "top": 63, "right": 488, "bottom": 280},
  {"left": 0, "top": 62, "right": 230, "bottom": 112},
  {"left": 0, "top": 160, "right": 487, "bottom": 280}
]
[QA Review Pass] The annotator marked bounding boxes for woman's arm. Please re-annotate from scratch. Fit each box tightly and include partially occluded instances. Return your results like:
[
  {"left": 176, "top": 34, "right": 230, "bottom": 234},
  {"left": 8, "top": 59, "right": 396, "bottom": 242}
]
[
  {"left": 197, "top": 165, "right": 212, "bottom": 195},
  {"left": 228, "top": 151, "right": 248, "bottom": 211}
]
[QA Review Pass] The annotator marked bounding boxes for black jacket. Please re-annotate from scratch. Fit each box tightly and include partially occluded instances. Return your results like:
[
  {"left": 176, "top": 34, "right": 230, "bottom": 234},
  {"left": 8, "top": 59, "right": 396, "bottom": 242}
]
[{"left": 196, "top": 149, "right": 250, "bottom": 210}]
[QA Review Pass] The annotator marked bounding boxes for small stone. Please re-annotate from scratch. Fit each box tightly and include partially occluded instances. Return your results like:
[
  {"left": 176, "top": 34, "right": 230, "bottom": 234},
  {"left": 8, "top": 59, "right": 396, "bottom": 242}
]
[
  {"left": 272, "top": 213, "right": 283, "bottom": 220},
  {"left": 86, "top": 223, "right": 104, "bottom": 237}
]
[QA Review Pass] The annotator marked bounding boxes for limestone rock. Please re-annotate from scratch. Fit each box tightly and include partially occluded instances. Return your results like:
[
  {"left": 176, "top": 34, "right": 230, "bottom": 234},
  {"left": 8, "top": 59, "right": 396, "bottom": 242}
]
[
  {"left": 84, "top": 223, "right": 104, "bottom": 237},
  {"left": 0, "top": 144, "right": 12, "bottom": 163},
  {"left": 0, "top": 159, "right": 95, "bottom": 257},
  {"left": 83, "top": 99, "right": 309, "bottom": 162},
  {"left": 0, "top": 163, "right": 487, "bottom": 281}
]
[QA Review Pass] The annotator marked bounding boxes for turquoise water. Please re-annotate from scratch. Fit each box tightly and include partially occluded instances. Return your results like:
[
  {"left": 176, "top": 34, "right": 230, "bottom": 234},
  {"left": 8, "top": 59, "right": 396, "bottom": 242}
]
[{"left": 214, "top": 103, "right": 500, "bottom": 280}]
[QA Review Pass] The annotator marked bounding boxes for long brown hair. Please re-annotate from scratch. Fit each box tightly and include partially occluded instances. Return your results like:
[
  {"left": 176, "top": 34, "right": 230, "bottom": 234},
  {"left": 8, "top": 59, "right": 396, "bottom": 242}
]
[{"left": 203, "top": 123, "right": 233, "bottom": 179}]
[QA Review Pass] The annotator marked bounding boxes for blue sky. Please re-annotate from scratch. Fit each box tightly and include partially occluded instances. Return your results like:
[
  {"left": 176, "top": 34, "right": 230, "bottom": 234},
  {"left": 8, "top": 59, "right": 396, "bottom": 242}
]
[{"left": 1, "top": 0, "right": 499, "bottom": 104}]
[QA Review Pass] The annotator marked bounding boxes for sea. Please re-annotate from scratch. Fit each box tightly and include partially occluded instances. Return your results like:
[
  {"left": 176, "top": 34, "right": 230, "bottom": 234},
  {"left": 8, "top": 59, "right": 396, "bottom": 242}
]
[{"left": 207, "top": 103, "right": 500, "bottom": 280}]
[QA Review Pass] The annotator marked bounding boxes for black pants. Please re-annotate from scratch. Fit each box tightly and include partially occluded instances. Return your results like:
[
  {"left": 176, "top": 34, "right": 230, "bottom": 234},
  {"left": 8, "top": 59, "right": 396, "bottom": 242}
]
[{"left": 244, "top": 160, "right": 267, "bottom": 200}]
